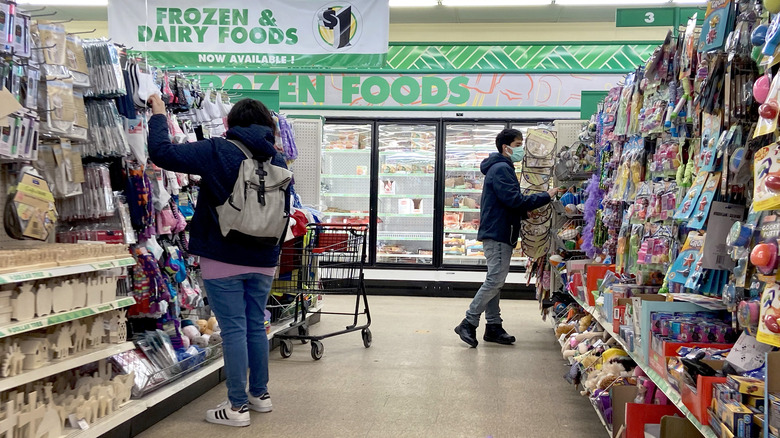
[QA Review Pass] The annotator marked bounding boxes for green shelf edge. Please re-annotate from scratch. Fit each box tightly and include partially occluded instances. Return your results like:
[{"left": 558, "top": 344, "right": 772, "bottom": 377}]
[{"left": 0, "top": 297, "right": 136, "bottom": 339}]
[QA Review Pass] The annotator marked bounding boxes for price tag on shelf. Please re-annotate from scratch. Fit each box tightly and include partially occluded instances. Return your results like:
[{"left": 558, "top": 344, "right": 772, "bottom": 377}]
[
  {"left": 90, "top": 261, "right": 114, "bottom": 270},
  {"left": 68, "top": 414, "right": 89, "bottom": 430}
]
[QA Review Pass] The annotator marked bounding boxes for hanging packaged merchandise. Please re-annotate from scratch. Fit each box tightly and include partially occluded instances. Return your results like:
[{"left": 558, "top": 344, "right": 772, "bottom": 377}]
[
  {"left": 35, "top": 139, "right": 84, "bottom": 198},
  {"left": 11, "top": 12, "right": 30, "bottom": 58},
  {"left": 65, "top": 34, "right": 90, "bottom": 88},
  {"left": 614, "top": 74, "right": 635, "bottom": 136},
  {"left": 70, "top": 90, "right": 88, "bottom": 141},
  {"left": 115, "top": 194, "right": 137, "bottom": 245},
  {"left": 754, "top": 73, "right": 780, "bottom": 138},
  {"left": 126, "top": 162, "right": 155, "bottom": 239},
  {"left": 83, "top": 38, "right": 126, "bottom": 97},
  {"left": 56, "top": 163, "right": 114, "bottom": 221},
  {"left": 84, "top": 99, "right": 130, "bottom": 157},
  {"left": 125, "top": 118, "right": 147, "bottom": 164},
  {"left": 3, "top": 167, "right": 58, "bottom": 241},
  {"left": 39, "top": 78, "right": 75, "bottom": 136},
  {"left": 23, "top": 66, "right": 39, "bottom": 110},
  {"left": 758, "top": 282, "right": 780, "bottom": 347},
  {"left": 753, "top": 142, "right": 780, "bottom": 211},
  {"left": 688, "top": 172, "right": 722, "bottom": 230},
  {"left": 277, "top": 114, "right": 298, "bottom": 161},
  {"left": 667, "top": 231, "right": 706, "bottom": 285},
  {"left": 674, "top": 171, "right": 711, "bottom": 221},
  {"left": 34, "top": 22, "right": 68, "bottom": 79}
]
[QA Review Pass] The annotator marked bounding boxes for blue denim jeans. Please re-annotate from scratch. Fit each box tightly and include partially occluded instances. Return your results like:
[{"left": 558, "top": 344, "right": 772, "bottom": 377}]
[
  {"left": 203, "top": 273, "right": 273, "bottom": 408},
  {"left": 466, "top": 239, "right": 513, "bottom": 327}
]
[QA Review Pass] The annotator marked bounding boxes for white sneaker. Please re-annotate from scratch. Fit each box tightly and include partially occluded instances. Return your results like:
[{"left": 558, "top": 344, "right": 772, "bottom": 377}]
[
  {"left": 205, "top": 401, "right": 250, "bottom": 426},
  {"left": 248, "top": 393, "right": 273, "bottom": 413}
]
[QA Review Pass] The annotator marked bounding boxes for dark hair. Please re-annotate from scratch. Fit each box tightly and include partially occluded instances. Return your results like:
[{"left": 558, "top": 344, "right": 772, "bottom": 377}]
[
  {"left": 226, "top": 98, "right": 275, "bottom": 129},
  {"left": 495, "top": 128, "right": 523, "bottom": 154}
]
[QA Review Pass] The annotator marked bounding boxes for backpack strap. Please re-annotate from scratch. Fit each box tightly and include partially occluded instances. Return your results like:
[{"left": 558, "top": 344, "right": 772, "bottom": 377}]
[{"left": 226, "top": 139, "right": 253, "bottom": 159}]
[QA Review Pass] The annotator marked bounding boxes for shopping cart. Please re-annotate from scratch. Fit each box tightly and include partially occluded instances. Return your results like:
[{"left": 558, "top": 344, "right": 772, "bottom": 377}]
[{"left": 271, "top": 223, "right": 371, "bottom": 360}]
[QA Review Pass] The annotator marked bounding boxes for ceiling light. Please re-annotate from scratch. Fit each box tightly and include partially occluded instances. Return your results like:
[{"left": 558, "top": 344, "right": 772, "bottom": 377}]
[
  {"left": 17, "top": 0, "right": 107, "bottom": 5},
  {"left": 442, "top": 0, "right": 552, "bottom": 5},
  {"left": 556, "top": 0, "right": 667, "bottom": 4},
  {"left": 390, "top": 0, "right": 439, "bottom": 6}
]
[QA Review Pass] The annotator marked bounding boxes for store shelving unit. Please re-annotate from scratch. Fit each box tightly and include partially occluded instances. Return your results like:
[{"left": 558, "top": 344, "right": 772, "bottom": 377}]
[
  {"left": 0, "top": 341, "right": 135, "bottom": 393},
  {"left": 58, "top": 302, "right": 324, "bottom": 437},
  {"left": 0, "top": 257, "right": 135, "bottom": 285},
  {"left": 562, "top": 291, "right": 718, "bottom": 438},
  {"left": 0, "top": 296, "right": 135, "bottom": 338}
]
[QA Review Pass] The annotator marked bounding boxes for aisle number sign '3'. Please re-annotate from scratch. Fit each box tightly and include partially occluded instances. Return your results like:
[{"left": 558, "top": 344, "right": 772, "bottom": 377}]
[{"left": 107, "top": 0, "right": 389, "bottom": 69}]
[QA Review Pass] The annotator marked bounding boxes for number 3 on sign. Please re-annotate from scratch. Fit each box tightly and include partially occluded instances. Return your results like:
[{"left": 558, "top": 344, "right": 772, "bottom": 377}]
[{"left": 645, "top": 12, "right": 655, "bottom": 24}]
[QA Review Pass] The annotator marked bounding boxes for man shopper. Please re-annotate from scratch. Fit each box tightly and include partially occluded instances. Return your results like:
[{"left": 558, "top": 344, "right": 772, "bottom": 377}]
[{"left": 455, "top": 128, "right": 558, "bottom": 347}]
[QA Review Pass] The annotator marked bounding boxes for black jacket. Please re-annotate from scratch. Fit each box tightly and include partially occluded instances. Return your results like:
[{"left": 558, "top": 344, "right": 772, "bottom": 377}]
[
  {"left": 476, "top": 153, "right": 551, "bottom": 246},
  {"left": 147, "top": 114, "right": 289, "bottom": 267}
]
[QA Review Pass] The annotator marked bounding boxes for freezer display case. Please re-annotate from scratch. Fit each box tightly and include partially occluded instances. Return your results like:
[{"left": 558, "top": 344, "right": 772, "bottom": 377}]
[
  {"left": 376, "top": 123, "right": 437, "bottom": 264},
  {"left": 320, "top": 123, "right": 372, "bottom": 226},
  {"left": 442, "top": 124, "right": 504, "bottom": 266}
]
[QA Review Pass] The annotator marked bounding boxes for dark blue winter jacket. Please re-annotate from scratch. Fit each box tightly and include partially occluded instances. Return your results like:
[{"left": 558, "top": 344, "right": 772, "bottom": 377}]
[
  {"left": 147, "top": 114, "right": 288, "bottom": 267},
  {"left": 477, "top": 153, "right": 551, "bottom": 247}
]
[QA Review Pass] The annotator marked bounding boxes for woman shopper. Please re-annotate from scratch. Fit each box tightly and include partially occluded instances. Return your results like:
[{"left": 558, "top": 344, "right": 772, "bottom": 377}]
[{"left": 147, "top": 94, "right": 286, "bottom": 427}]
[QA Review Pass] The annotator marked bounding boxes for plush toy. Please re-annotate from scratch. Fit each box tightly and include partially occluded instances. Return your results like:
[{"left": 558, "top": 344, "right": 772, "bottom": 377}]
[
  {"left": 209, "top": 333, "right": 222, "bottom": 345},
  {"left": 579, "top": 314, "right": 593, "bottom": 332},
  {"left": 207, "top": 317, "right": 219, "bottom": 334},
  {"left": 181, "top": 336, "right": 190, "bottom": 349},
  {"left": 556, "top": 324, "right": 576, "bottom": 338},
  {"left": 182, "top": 325, "right": 200, "bottom": 341},
  {"left": 582, "top": 361, "right": 631, "bottom": 395},
  {"left": 192, "top": 334, "right": 210, "bottom": 348},
  {"left": 196, "top": 320, "right": 208, "bottom": 334},
  {"left": 574, "top": 330, "right": 603, "bottom": 343}
]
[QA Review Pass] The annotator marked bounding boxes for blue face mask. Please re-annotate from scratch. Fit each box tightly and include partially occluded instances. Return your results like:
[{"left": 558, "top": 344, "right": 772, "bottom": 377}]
[{"left": 508, "top": 145, "right": 525, "bottom": 163}]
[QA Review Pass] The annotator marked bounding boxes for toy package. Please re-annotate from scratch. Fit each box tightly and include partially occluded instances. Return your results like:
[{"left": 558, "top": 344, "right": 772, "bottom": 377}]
[
  {"left": 699, "top": 0, "right": 734, "bottom": 53},
  {"left": 758, "top": 282, "right": 780, "bottom": 347},
  {"left": 753, "top": 143, "right": 780, "bottom": 211},
  {"left": 675, "top": 171, "right": 711, "bottom": 221},
  {"left": 668, "top": 231, "right": 706, "bottom": 285},
  {"left": 689, "top": 172, "right": 722, "bottom": 229}
]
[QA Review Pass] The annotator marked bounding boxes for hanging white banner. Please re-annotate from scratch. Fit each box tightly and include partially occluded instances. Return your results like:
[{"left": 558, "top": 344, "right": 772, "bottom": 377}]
[{"left": 107, "top": 0, "right": 389, "bottom": 69}]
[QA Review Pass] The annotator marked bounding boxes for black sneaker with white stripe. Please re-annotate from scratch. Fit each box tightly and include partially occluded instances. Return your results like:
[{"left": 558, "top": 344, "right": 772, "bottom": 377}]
[{"left": 206, "top": 401, "right": 250, "bottom": 427}]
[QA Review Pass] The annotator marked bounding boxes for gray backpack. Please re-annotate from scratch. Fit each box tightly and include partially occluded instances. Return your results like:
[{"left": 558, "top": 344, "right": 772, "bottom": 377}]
[{"left": 216, "top": 139, "right": 293, "bottom": 246}]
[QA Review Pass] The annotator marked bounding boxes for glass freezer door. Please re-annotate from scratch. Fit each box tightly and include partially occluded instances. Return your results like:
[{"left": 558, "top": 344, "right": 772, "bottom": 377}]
[
  {"left": 376, "top": 123, "right": 437, "bottom": 264},
  {"left": 443, "top": 124, "right": 506, "bottom": 266},
  {"left": 320, "top": 123, "right": 372, "bottom": 227}
]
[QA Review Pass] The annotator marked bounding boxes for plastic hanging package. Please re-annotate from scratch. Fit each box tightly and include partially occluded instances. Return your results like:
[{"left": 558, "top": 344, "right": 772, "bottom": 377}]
[
  {"left": 35, "top": 22, "right": 68, "bottom": 79},
  {"left": 83, "top": 38, "right": 126, "bottom": 97},
  {"left": 40, "top": 78, "right": 75, "bottom": 135},
  {"left": 84, "top": 99, "right": 130, "bottom": 157},
  {"left": 66, "top": 34, "right": 90, "bottom": 88}
]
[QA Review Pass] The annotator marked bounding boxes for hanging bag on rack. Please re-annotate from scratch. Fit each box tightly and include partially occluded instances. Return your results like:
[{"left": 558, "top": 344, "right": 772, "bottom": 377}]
[{"left": 216, "top": 139, "right": 292, "bottom": 246}]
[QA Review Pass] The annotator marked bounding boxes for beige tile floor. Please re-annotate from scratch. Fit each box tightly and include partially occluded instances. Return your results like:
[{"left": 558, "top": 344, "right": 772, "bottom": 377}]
[{"left": 138, "top": 295, "right": 606, "bottom": 438}]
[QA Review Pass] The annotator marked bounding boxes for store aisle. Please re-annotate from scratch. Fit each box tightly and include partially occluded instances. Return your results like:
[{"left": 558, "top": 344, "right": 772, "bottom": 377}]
[{"left": 138, "top": 296, "right": 605, "bottom": 438}]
